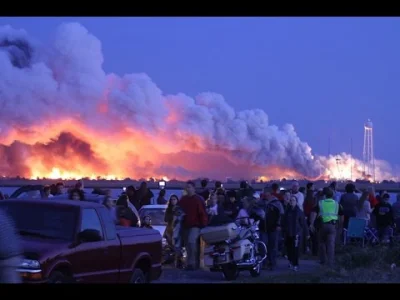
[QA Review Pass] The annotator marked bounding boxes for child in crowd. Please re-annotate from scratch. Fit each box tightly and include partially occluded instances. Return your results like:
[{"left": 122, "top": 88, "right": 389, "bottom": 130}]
[{"left": 141, "top": 215, "right": 153, "bottom": 229}]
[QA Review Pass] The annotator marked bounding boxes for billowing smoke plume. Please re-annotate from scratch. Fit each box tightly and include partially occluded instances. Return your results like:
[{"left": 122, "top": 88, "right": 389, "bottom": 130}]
[{"left": 0, "top": 23, "right": 396, "bottom": 181}]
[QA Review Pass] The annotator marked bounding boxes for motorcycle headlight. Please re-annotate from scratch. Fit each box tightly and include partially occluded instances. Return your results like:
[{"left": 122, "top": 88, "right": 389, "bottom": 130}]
[{"left": 20, "top": 259, "right": 40, "bottom": 269}]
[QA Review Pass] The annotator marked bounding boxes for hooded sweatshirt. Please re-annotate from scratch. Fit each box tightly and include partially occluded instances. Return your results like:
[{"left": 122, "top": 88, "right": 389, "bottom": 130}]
[
  {"left": 373, "top": 201, "right": 394, "bottom": 228},
  {"left": 259, "top": 197, "right": 283, "bottom": 232},
  {"left": 283, "top": 205, "right": 309, "bottom": 238}
]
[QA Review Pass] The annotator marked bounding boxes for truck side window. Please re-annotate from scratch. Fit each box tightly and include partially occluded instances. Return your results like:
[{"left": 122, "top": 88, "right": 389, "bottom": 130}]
[
  {"left": 97, "top": 207, "right": 117, "bottom": 240},
  {"left": 81, "top": 208, "right": 104, "bottom": 239}
]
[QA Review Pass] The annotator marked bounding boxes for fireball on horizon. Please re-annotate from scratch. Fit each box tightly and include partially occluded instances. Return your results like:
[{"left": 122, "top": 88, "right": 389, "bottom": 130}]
[{"left": 0, "top": 23, "right": 397, "bottom": 182}]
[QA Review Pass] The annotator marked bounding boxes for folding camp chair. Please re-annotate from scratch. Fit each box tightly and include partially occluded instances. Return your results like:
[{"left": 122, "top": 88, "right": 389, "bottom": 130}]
[
  {"left": 377, "top": 226, "right": 395, "bottom": 244},
  {"left": 343, "top": 217, "right": 366, "bottom": 247},
  {"left": 364, "top": 226, "right": 379, "bottom": 245}
]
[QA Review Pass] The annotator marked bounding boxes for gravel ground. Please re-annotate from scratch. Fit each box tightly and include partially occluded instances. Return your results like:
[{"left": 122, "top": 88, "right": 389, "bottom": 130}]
[{"left": 155, "top": 258, "right": 319, "bottom": 283}]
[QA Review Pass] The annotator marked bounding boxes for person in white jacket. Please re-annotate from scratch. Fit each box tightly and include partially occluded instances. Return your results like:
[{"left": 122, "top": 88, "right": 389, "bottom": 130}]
[
  {"left": 356, "top": 191, "right": 372, "bottom": 226},
  {"left": 291, "top": 181, "right": 304, "bottom": 211}
]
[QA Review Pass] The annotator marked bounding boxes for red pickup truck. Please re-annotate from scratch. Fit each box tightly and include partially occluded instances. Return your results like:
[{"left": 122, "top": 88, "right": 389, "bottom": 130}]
[{"left": 0, "top": 199, "right": 162, "bottom": 283}]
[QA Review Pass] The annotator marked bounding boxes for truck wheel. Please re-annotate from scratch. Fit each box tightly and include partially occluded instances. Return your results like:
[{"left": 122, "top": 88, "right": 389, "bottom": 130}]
[
  {"left": 48, "top": 271, "right": 71, "bottom": 283},
  {"left": 130, "top": 269, "right": 147, "bottom": 284},
  {"left": 250, "top": 263, "right": 261, "bottom": 277},
  {"left": 221, "top": 264, "right": 239, "bottom": 281}
]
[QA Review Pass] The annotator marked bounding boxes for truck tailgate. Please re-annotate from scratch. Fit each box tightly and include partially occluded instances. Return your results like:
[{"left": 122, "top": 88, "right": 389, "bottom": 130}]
[
  {"left": 116, "top": 226, "right": 162, "bottom": 282},
  {"left": 116, "top": 226, "right": 161, "bottom": 238}
]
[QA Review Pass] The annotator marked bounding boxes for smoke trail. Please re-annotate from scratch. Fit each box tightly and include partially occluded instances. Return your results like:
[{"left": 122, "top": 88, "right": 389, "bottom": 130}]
[{"left": 0, "top": 22, "right": 396, "bottom": 181}]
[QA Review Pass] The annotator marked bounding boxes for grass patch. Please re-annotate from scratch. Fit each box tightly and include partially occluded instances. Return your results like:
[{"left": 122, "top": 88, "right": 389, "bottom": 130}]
[
  {"left": 253, "top": 242, "right": 400, "bottom": 283},
  {"left": 335, "top": 243, "right": 400, "bottom": 269},
  {"left": 327, "top": 242, "right": 400, "bottom": 283}
]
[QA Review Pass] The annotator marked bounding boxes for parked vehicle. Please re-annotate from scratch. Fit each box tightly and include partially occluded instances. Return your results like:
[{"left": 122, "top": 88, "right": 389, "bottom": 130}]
[
  {"left": 0, "top": 199, "right": 162, "bottom": 283},
  {"left": 139, "top": 205, "right": 174, "bottom": 264},
  {"left": 52, "top": 193, "right": 113, "bottom": 203},
  {"left": 9, "top": 185, "right": 118, "bottom": 204},
  {"left": 139, "top": 205, "right": 167, "bottom": 237},
  {"left": 9, "top": 185, "right": 44, "bottom": 199},
  {"left": 201, "top": 219, "right": 267, "bottom": 281}
]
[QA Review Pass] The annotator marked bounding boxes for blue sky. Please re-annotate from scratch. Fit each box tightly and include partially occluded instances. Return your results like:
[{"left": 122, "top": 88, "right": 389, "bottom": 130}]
[{"left": 1, "top": 17, "right": 398, "bottom": 165}]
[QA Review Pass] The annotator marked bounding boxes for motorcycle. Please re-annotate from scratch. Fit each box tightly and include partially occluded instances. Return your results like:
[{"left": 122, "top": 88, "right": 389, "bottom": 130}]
[{"left": 202, "top": 219, "right": 267, "bottom": 281}]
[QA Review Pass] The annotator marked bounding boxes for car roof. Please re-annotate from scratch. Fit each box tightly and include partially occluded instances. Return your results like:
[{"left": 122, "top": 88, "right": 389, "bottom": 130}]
[
  {"left": 52, "top": 193, "right": 109, "bottom": 200},
  {"left": 140, "top": 204, "right": 167, "bottom": 209},
  {"left": 0, "top": 198, "right": 104, "bottom": 209}
]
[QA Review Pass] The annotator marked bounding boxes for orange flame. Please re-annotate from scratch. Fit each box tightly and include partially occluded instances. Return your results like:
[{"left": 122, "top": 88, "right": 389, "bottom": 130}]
[{"left": 0, "top": 119, "right": 395, "bottom": 181}]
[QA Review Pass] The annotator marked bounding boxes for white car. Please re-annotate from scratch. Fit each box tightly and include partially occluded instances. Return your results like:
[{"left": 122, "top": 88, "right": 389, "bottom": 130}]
[
  {"left": 139, "top": 204, "right": 187, "bottom": 263},
  {"left": 139, "top": 204, "right": 168, "bottom": 245}
]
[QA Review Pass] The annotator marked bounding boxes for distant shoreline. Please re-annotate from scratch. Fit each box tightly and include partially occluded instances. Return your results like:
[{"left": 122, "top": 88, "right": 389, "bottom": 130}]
[{"left": 1, "top": 179, "right": 400, "bottom": 193}]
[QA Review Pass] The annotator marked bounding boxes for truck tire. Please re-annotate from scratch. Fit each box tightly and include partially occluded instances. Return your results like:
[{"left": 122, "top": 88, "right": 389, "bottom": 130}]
[
  {"left": 221, "top": 264, "right": 239, "bottom": 281},
  {"left": 130, "top": 269, "right": 147, "bottom": 284},
  {"left": 48, "top": 271, "right": 71, "bottom": 283}
]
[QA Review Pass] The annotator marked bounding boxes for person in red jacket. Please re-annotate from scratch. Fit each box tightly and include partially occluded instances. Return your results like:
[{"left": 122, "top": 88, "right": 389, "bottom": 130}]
[
  {"left": 367, "top": 186, "right": 379, "bottom": 208},
  {"left": 179, "top": 181, "right": 208, "bottom": 271}
]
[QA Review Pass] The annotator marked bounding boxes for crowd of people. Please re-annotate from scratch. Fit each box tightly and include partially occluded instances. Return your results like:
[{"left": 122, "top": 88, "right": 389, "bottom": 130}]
[
  {"left": 160, "top": 180, "right": 312, "bottom": 271},
  {"left": 160, "top": 180, "right": 400, "bottom": 272},
  {"left": 1, "top": 178, "right": 400, "bottom": 276}
]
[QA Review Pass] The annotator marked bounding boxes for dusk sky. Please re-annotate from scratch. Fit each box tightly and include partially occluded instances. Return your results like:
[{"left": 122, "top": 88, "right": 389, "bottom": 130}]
[{"left": 1, "top": 17, "right": 398, "bottom": 166}]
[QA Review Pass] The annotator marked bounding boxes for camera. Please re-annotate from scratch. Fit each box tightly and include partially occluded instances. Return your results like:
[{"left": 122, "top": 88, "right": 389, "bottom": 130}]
[{"left": 159, "top": 181, "right": 166, "bottom": 189}]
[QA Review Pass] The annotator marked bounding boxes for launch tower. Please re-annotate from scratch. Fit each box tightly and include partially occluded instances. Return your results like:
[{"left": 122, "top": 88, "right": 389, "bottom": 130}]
[{"left": 363, "top": 119, "right": 375, "bottom": 181}]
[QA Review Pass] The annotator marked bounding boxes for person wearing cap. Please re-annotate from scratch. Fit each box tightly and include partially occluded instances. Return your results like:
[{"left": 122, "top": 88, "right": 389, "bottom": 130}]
[
  {"left": 309, "top": 188, "right": 344, "bottom": 268},
  {"left": 373, "top": 193, "right": 395, "bottom": 243}
]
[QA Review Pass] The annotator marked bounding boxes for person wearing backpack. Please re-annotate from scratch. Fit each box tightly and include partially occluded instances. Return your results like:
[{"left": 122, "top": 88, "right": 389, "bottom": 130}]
[{"left": 259, "top": 187, "right": 284, "bottom": 271}]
